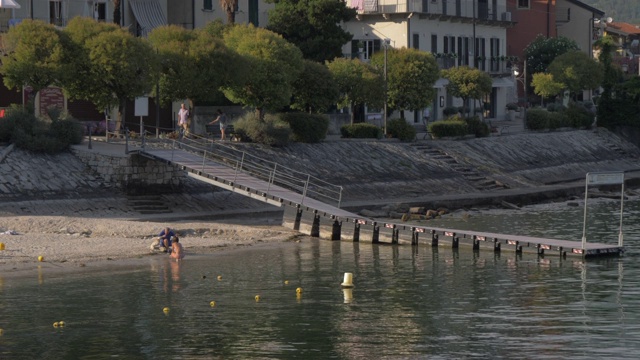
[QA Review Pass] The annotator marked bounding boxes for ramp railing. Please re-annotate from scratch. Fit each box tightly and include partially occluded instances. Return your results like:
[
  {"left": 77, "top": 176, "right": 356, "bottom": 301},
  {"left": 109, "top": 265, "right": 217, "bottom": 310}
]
[{"left": 133, "top": 133, "right": 343, "bottom": 208}]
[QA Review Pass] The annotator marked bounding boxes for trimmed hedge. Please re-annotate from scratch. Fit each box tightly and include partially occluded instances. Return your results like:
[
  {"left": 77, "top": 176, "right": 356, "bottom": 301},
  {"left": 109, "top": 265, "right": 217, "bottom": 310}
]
[
  {"left": 278, "top": 112, "right": 329, "bottom": 143},
  {"left": 340, "top": 123, "right": 382, "bottom": 139},
  {"left": 464, "top": 116, "right": 490, "bottom": 137},
  {"left": 428, "top": 119, "right": 468, "bottom": 138},
  {"left": 526, "top": 109, "right": 550, "bottom": 130},
  {"left": 386, "top": 118, "right": 417, "bottom": 141}
]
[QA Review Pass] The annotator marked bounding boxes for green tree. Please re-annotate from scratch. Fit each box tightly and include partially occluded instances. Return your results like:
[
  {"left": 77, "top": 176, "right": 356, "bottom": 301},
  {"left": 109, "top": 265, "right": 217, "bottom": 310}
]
[
  {"left": 0, "top": 20, "right": 71, "bottom": 93},
  {"left": 266, "top": 0, "right": 356, "bottom": 63},
  {"left": 594, "top": 35, "right": 622, "bottom": 128},
  {"left": 148, "top": 25, "right": 244, "bottom": 107},
  {"left": 291, "top": 59, "right": 339, "bottom": 113},
  {"left": 442, "top": 66, "right": 492, "bottom": 116},
  {"left": 370, "top": 47, "right": 439, "bottom": 119},
  {"left": 326, "top": 57, "right": 384, "bottom": 124},
  {"left": 524, "top": 35, "right": 579, "bottom": 75},
  {"left": 222, "top": 24, "right": 304, "bottom": 121},
  {"left": 531, "top": 73, "right": 564, "bottom": 106},
  {"left": 63, "top": 18, "right": 157, "bottom": 133},
  {"left": 548, "top": 50, "right": 603, "bottom": 99}
]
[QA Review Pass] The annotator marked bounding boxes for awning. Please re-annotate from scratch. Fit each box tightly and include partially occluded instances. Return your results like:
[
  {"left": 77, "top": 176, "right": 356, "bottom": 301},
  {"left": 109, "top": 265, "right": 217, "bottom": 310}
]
[
  {"left": 129, "top": 0, "right": 166, "bottom": 37},
  {"left": 0, "top": 0, "right": 21, "bottom": 9},
  {"left": 433, "top": 78, "right": 449, "bottom": 89},
  {"left": 492, "top": 77, "right": 515, "bottom": 88}
]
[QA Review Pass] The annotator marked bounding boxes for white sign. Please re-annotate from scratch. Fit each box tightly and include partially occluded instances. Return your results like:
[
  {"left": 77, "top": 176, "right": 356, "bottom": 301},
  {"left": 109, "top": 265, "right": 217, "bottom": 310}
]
[
  {"left": 134, "top": 97, "right": 149, "bottom": 116},
  {"left": 586, "top": 172, "right": 624, "bottom": 185}
]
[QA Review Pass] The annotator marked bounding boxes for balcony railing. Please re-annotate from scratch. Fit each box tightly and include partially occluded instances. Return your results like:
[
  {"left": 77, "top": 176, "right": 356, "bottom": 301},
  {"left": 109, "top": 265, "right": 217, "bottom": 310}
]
[{"left": 352, "top": 0, "right": 517, "bottom": 23}]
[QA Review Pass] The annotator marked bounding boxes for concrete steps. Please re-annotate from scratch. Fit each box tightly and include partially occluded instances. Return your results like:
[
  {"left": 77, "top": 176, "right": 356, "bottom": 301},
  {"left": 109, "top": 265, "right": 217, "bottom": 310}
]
[{"left": 127, "top": 195, "right": 173, "bottom": 215}]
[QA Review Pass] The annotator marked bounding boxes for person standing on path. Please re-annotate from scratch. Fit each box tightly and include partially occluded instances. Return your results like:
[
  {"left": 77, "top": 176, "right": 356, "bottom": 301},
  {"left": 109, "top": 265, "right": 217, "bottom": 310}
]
[
  {"left": 178, "top": 103, "right": 190, "bottom": 137},
  {"left": 209, "top": 109, "right": 227, "bottom": 141}
]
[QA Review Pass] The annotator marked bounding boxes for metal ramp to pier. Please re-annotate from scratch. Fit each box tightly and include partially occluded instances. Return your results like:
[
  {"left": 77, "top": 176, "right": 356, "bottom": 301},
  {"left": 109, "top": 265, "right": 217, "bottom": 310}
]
[
  {"left": 134, "top": 138, "right": 354, "bottom": 218},
  {"left": 126, "top": 136, "right": 623, "bottom": 259}
]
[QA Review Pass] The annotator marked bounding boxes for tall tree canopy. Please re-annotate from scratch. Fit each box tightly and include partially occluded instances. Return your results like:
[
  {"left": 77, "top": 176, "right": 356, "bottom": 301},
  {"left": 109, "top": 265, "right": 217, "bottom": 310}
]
[
  {"left": 548, "top": 50, "right": 603, "bottom": 98},
  {"left": 266, "top": 0, "right": 356, "bottom": 63},
  {"left": 63, "top": 17, "right": 157, "bottom": 132},
  {"left": 531, "top": 73, "right": 565, "bottom": 105},
  {"left": 0, "top": 20, "right": 71, "bottom": 93},
  {"left": 524, "top": 35, "right": 579, "bottom": 75},
  {"left": 442, "top": 66, "right": 492, "bottom": 114},
  {"left": 148, "top": 25, "right": 244, "bottom": 107},
  {"left": 291, "top": 59, "right": 340, "bottom": 113},
  {"left": 222, "top": 24, "right": 304, "bottom": 121},
  {"left": 326, "top": 57, "right": 384, "bottom": 124},
  {"left": 370, "top": 47, "right": 439, "bottom": 119}
]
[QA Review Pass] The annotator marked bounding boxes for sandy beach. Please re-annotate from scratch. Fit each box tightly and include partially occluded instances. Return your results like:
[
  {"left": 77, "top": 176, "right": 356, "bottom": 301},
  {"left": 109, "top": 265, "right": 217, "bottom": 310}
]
[{"left": 0, "top": 214, "right": 302, "bottom": 277}]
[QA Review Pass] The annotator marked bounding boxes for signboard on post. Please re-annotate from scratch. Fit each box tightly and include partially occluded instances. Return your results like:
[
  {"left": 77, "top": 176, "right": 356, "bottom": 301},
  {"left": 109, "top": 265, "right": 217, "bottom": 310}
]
[
  {"left": 135, "top": 97, "right": 149, "bottom": 135},
  {"left": 582, "top": 171, "right": 626, "bottom": 251},
  {"left": 586, "top": 172, "right": 624, "bottom": 185}
]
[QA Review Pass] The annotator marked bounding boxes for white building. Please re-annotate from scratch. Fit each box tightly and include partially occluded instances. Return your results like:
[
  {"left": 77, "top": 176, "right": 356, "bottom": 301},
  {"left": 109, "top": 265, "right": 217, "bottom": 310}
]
[{"left": 342, "top": 0, "right": 517, "bottom": 123}]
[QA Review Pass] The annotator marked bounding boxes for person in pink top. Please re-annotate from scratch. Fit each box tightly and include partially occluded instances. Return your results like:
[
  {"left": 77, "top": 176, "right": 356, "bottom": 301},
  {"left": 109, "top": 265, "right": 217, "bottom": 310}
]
[{"left": 178, "top": 103, "right": 189, "bottom": 137}]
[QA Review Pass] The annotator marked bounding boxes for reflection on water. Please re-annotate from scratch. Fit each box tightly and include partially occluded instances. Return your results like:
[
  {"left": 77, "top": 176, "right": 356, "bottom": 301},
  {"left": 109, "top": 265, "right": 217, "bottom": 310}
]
[{"left": 0, "top": 199, "right": 639, "bottom": 358}]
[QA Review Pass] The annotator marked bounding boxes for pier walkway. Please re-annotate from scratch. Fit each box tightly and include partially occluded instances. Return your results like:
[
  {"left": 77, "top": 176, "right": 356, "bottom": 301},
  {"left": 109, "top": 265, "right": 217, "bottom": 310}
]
[{"left": 112, "top": 136, "right": 625, "bottom": 258}]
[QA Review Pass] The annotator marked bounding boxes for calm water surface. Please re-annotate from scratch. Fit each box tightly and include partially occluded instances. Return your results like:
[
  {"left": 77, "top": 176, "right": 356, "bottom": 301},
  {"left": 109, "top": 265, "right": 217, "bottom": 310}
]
[{"left": 1, "top": 198, "right": 639, "bottom": 359}]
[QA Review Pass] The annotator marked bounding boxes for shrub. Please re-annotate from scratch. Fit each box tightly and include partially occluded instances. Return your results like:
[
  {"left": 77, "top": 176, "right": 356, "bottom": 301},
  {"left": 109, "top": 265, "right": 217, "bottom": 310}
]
[
  {"left": 526, "top": 109, "right": 550, "bottom": 130},
  {"left": 340, "top": 123, "right": 382, "bottom": 139},
  {"left": 49, "top": 119, "right": 84, "bottom": 145},
  {"left": 546, "top": 102, "right": 566, "bottom": 112},
  {"left": 278, "top": 112, "right": 329, "bottom": 143},
  {"left": 234, "top": 113, "right": 291, "bottom": 147},
  {"left": 443, "top": 106, "right": 459, "bottom": 117},
  {"left": 464, "top": 116, "right": 490, "bottom": 137},
  {"left": 506, "top": 102, "right": 518, "bottom": 111},
  {"left": 386, "top": 118, "right": 417, "bottom": 141},
  {"left": 565, "top": 102, "right": 594, "bottom": 129},
  {"left": 428, "top": 119, "right": 468, "bottom": 138}
]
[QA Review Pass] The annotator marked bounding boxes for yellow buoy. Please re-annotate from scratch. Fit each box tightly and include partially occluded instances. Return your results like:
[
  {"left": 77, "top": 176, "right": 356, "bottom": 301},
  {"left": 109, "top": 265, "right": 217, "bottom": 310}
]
[
  {"left": 38, "top": 256, "right": 44, "bottom": 262},
  {"left": 255, "top": 295, "right": 260, "bottom": 301},
  {"left": 163, "top": 307, "right": 170, "bottom": 313},
  {"left": 210, "top": 301, "right": 216, "bottom": 307},
  {"left": 341, "top": 273, "right": 355, "bottom": 288},
  {"left": 0, "top": 328, "right": 4, "bottom": 336},
  {"left": 284, "top": 280, "right": 289, "bottom": 285},
  {"left": 217, "top": 275, "right": 222, "bottom": 281},
  {"left": 59, "top": 321, "right": 65, "bottom": 327},
  {"left": 296, "top": 287, "right": 302, "bottom": 294},
  {"left": 53, "top": 322, "right": 59, "bottom": 328},
  {"left": 0, "top": 242, "right": 5, "bottom": 250}
]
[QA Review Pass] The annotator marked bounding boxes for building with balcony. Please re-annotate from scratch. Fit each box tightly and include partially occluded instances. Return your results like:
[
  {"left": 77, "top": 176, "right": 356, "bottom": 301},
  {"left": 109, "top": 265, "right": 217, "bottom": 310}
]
[{"left": 342, "top": 0, "right": 517, "bottom": 123}]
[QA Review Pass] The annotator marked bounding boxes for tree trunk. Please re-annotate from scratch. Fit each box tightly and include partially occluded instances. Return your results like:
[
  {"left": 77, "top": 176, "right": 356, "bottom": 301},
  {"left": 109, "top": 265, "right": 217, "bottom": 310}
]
[
  {"left": 349, "top": 102, "right": 354, "bottom": 125},
  {"left": 256, "top": 107, "right": 265, "bottom": 122},
  {"left": 115, "top": 98, "right": 126, "bottom": 136},
  {"left": 113, "top": 0, "right": 120, "bottom": 25},
  {"left": 227, "top": 11, "right": 236, "bottom": 24}
]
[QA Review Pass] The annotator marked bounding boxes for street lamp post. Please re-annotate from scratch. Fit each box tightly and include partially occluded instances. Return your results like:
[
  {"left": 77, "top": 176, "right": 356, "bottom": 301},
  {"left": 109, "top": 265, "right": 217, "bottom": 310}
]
[
  {"left": 383, "top": 38, "right": 390, "bottom": 136},
  {"left": 513, "top": 60, "right": 527, "bottom": 124}
]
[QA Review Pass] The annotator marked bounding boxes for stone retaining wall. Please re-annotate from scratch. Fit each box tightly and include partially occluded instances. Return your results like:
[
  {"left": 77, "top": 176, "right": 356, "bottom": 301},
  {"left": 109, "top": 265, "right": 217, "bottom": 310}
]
[{"left": 71, "top": 149, "right": 185, "bottom": 195}]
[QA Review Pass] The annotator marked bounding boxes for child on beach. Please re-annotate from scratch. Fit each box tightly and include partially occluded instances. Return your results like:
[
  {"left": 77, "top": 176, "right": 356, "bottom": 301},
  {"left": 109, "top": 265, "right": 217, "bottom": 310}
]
[{"left": 170, "top": 237, "right": 185, "bottom": 261}]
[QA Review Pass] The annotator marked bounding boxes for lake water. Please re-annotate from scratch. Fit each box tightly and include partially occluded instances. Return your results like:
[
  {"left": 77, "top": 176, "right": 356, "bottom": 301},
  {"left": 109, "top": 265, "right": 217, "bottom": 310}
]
[{"left": 1, "top": 197, "right": 639, "bottom": 359}]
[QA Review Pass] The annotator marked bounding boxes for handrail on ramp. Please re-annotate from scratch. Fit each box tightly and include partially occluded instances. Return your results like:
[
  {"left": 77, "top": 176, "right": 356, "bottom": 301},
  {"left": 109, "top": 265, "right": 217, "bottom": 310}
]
[{"left": 130, "top": 131, "right": 343, "bottom": 209}]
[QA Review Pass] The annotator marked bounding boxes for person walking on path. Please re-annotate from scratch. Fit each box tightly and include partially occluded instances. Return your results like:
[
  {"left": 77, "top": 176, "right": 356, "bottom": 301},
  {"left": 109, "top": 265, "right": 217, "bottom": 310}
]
[
  {"left": 209, "top": 109, "right": 228, "bottom": 140},
  {"left": 178, "top": 103, "right": 190, "bottom": 138}
]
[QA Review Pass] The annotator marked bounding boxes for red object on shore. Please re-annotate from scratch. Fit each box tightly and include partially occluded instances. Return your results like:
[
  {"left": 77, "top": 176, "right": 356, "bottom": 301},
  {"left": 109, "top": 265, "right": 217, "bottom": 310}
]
[{"left": 0, "top": 109, "right": 5, "bottom": 118}]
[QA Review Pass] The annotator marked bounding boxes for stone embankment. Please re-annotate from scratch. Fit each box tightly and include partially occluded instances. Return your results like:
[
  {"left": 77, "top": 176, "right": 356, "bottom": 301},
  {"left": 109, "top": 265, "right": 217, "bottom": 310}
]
[{"left": 0, "top": 127, "right": 639, "bottom": 218}]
